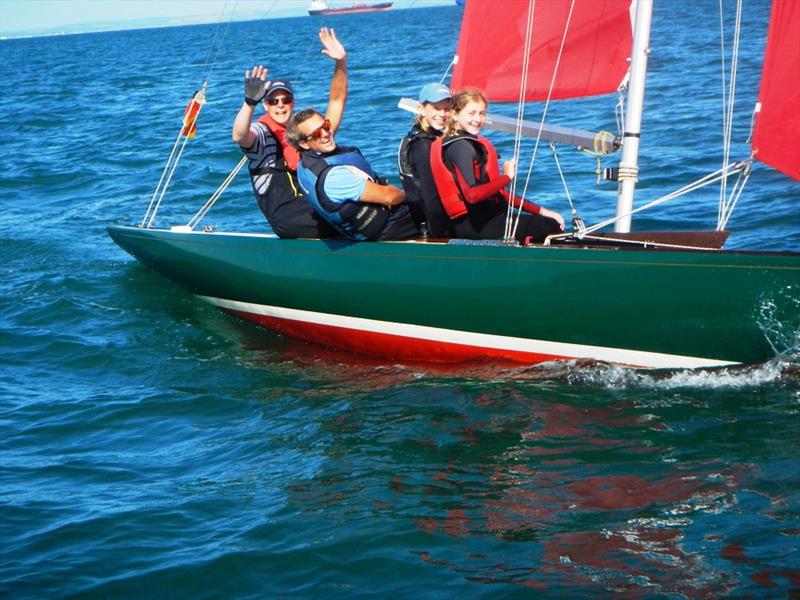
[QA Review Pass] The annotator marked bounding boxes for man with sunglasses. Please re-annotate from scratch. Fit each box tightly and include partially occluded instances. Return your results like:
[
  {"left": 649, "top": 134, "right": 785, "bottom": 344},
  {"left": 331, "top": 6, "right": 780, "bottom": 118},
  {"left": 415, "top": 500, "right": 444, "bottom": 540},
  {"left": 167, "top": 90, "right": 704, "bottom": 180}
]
[
  {"left": 231, "top": 27, "right": 346, "bottom": 238},
  {"left": 286, "top": 109, "right": 420, "bottom": 241}
]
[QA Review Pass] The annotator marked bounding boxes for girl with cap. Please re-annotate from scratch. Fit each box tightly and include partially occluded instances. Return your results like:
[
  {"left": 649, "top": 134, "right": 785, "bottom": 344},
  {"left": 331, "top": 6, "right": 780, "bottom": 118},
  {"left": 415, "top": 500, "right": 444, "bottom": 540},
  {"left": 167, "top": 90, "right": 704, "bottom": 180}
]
[
  {"left": 397, "top": 82, "right": 454, "bottom": 238},
  {"left": 429, "top": 88, "right": 565, "bottom": 243},
  {"left": 231, "top": 28, "right": 346, "bottom": 239}
]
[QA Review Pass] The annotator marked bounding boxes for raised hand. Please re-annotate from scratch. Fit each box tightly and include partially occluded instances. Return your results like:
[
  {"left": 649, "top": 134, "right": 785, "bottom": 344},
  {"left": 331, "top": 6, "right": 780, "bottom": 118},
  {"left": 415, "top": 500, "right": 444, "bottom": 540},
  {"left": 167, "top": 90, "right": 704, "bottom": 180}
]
[
  {"left": 244, "top": 65, "right": 269, "bottom": 105},
  {"left": 319, "top": 28, "right": 346, "bottom": 62}
]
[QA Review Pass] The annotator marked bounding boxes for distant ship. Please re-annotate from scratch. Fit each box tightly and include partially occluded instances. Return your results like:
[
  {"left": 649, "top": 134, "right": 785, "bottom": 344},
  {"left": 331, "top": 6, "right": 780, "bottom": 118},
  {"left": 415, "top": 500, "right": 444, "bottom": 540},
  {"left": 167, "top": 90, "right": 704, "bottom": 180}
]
[{"left": 308, "top": 0, "right": 393, "bottom": 16}]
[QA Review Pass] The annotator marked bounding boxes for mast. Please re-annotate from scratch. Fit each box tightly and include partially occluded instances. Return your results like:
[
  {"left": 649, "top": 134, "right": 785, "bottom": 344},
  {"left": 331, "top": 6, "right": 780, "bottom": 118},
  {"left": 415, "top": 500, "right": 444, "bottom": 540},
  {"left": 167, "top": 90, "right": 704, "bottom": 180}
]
[{"left": 615, "top": 0, "right": 653, "bottom": 232}]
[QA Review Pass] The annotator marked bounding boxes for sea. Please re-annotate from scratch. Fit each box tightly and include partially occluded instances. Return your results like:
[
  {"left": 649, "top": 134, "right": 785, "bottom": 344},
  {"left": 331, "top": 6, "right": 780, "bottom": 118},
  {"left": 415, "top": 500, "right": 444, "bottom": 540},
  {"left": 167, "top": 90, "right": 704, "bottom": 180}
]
[{"left": 2, "top": 1, "right": 799, "bottom": 597}]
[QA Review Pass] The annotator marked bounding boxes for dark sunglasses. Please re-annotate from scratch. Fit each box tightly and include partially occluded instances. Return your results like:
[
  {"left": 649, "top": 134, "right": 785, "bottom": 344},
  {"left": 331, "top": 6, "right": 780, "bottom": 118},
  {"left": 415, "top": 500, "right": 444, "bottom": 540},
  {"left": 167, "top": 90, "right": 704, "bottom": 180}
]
[
  {"left": 304, "top": 118, "right": 332, "bottom": 141},
  {"left": 266, "top": 95, "right": 294, "bottom": 106}
]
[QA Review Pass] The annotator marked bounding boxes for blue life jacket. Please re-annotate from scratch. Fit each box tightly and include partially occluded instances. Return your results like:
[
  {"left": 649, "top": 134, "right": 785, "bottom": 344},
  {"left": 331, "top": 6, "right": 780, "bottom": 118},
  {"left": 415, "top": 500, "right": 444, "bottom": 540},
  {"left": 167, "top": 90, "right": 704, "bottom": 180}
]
[{"left": 297, "top": 146, "right": 390, "bottom": 241}]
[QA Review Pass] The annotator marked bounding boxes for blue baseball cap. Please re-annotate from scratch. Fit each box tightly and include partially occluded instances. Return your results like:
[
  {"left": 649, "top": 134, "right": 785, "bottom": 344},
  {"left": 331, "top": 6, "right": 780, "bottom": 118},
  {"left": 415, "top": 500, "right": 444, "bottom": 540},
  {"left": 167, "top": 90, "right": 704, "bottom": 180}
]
[{"left": 418, "top": 82, "right": 451, "bottom": 104}]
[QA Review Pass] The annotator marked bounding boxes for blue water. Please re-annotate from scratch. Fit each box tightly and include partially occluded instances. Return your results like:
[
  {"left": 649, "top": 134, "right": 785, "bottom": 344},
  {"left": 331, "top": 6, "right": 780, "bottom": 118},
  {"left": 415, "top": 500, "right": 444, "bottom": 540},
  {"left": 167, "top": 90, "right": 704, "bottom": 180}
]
[{"left": 2, "top": 3, "right": 799, "bottom": 597}]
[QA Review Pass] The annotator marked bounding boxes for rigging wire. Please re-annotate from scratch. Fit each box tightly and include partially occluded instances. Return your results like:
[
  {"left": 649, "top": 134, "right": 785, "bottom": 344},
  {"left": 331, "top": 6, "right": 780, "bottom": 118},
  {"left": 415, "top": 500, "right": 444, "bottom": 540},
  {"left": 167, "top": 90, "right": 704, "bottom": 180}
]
[
  {"left": 439, "top": 55, "right": 458, "bottom": 85},
  {"left": 504, "top": 0, "right": 537, "bottom": 239},
  {"left": 186, "top": 156, "right": 249, "bottom": 230},
  {"left": 507, "top": 0, "right": 577, "bottom": 242},
  {"left": 718, "top": 0, "right": 744, "bottom": 231},
  {"left": 172, "top": 0, "right": 311, "bottom": 231},
  {"left": 719, "top": 159, "right": 752, "bottom": 229},
  {"left": 203, "top": 0, "right": 241, "bottom": 85},
  {"left": 549, "top": 160, "right": 749, "bottom": 241},
  {"left": 259, "top": 0, "right": 280, "bottom": 20},
  {"left": 717, "top": 0, "right": 728, "bottom": 227},
  {"left": 142, "top": 1, "right": 239, "bottom": 228},
  {"left": 505, "top": 9, "right": 533, "bottom": 239},
  {"left": 550, "top": 143, "right": 585, "bottom": 233},
  {"left": 142, "top": 86, "right": 207, "bottom": 228},
  {"left": 143, "top": 0, "right": 295, "bottom": 229}
]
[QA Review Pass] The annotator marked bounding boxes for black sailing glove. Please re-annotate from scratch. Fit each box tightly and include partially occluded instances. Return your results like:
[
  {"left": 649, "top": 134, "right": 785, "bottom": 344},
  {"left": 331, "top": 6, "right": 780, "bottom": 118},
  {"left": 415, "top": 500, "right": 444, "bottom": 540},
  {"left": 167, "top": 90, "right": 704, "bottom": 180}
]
[{"left": 244, "top": 76, "right": 267, "bottom": 106}]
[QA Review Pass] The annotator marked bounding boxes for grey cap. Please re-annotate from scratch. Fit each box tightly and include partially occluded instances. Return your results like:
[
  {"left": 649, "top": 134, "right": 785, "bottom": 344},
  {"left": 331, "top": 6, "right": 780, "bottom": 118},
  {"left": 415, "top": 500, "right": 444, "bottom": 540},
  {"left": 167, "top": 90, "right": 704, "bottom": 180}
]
[{"left": 418, "top": 82, "right": 451, "bottom": 104}]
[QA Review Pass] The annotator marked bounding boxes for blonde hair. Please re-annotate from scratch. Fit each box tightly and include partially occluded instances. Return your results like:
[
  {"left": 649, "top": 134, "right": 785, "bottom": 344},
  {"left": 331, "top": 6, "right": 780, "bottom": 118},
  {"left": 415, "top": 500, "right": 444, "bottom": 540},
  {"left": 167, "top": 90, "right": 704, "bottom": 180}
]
[
  {"left": 445, "top": 88, "right": 488, "bottom": 137},
  {"left": 413, "top": 113, "right": 435, "bottom": 133}
]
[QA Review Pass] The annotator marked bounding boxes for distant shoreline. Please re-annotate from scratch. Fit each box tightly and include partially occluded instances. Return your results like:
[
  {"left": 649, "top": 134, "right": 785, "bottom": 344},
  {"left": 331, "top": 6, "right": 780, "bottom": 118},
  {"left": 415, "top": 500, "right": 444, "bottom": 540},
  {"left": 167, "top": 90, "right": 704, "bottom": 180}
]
[
  {"left": 0, "top": 11, "right": 298, "bottom": 41},
  {"left": 0, "top": 1, "right": 449, "bottom": 41}
]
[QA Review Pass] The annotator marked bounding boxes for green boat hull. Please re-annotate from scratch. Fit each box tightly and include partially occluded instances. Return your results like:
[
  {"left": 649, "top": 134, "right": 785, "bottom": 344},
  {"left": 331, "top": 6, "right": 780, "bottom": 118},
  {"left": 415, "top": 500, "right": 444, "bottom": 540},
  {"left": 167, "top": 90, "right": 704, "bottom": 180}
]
[{"left": 107, "top": 225, "right": 800, "bottom": 368}]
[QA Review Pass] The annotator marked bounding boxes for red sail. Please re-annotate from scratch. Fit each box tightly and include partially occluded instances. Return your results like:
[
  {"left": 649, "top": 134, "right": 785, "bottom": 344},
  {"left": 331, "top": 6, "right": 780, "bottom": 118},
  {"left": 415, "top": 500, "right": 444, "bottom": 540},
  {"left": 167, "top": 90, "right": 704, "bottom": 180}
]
[
  {"left": 752, "top": 0, "right": 800, "bottom": 181},
  {"left": 451, "top": 0, "right": 632, "bottom": 102}
]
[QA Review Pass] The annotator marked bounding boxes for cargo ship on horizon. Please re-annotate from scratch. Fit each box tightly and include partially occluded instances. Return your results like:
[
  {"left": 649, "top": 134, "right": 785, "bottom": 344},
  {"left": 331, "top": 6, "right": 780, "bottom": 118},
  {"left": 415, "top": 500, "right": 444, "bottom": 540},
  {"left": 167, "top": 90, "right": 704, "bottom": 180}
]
[{"left": 308, "top": 0, "right": 393, "bottom": 16}]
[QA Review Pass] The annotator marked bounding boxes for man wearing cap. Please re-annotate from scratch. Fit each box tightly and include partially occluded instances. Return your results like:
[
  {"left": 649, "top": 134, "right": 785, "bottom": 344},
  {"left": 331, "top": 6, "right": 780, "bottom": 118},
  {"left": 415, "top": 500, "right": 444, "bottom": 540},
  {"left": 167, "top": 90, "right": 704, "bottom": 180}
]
[
  {"left": 231, "top": 27, "right": 346, "bottom": 238},
  {"left": 397, "top": 82, "right": 453, "bottom": 238}
]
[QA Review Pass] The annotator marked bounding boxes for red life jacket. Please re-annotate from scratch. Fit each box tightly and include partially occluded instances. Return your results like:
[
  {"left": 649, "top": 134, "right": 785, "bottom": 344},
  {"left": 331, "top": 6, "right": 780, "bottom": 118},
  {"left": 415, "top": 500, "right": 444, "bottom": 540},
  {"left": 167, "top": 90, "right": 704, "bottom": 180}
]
[
  {"left": 429, "top": 134, "right": 505, "bottom": 219},
  {"left": 257, "top": 114, "right": 300, "bottom": 171}
]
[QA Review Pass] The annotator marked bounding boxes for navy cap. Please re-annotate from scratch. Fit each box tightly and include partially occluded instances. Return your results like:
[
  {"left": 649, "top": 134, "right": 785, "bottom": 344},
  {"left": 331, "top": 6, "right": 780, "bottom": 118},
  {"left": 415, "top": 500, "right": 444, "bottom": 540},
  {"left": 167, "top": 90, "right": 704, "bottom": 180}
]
[
  {"left": 265, "top": 79, "right": 294, "bottom": 97},
  {"left": 418, "top": 82, "right": 451, "bottom": 104}
]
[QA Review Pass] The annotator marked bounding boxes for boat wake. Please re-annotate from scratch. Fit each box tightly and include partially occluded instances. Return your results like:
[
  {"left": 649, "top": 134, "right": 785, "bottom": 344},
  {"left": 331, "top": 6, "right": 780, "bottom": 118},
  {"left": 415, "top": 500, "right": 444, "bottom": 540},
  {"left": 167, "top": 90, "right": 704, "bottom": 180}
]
[
  {"left": 758, "top": 282, "right": 800, "bottom": 357},
  {"left": 552, "top": 354, "right": 799, "bottom": 390},
  {"left": 246, "top": 335, "right": 799, "bottom": 392}
]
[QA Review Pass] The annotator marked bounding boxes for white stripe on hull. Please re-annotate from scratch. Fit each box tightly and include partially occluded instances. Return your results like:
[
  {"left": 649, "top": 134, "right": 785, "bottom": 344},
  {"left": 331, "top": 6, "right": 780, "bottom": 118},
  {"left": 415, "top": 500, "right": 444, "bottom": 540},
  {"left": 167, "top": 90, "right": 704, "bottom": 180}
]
[{"left": 197, "top": 295, "right": 737, "bottom": 369}]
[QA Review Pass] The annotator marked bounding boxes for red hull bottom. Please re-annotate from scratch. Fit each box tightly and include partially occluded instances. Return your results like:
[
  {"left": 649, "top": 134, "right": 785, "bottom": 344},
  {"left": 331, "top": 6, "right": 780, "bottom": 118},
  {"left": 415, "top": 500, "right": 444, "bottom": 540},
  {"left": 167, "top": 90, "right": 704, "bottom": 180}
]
[{"left": 228, "top": 308, "right": 568, "bottom": 365}]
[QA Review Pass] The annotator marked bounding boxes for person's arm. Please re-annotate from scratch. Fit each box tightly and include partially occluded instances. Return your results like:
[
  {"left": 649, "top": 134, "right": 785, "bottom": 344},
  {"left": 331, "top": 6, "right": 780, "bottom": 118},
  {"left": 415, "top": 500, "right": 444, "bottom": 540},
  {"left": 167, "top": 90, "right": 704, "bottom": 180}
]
[
  {"left": 324, "top": 165, "right": 404, "bottom": 207},
  {"left": 360, "top": 180, "right": 405, "bottom": 206},
  {"left": 232, "top": 65, "right": 268, "bottom": 148},
  {"left": 232, "top": 103, "right": 257, "bottom": 148},
  {"left": 319, "top": 28, "right": 348, "bottom": 133},
  {"left": 448, "top": 141, "right": 511, "bottom": 204},
  {"left": 505, "top": 191, "right": 542, "bottom": 215}
]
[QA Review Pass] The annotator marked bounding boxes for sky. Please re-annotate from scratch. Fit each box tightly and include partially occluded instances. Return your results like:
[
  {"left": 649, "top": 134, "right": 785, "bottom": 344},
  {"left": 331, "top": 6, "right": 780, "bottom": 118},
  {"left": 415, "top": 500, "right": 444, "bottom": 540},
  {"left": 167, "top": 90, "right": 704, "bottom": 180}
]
[{"left": 0, "top": 0, "right": 448, "bottom": 37}]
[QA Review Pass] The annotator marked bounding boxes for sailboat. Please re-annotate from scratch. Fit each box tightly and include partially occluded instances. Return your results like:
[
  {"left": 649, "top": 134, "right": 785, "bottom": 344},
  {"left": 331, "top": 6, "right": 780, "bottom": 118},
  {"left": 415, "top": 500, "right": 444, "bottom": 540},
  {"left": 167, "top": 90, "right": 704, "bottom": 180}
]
[{"left": 108, "top": 0, "right": 799, "bottom": 370}]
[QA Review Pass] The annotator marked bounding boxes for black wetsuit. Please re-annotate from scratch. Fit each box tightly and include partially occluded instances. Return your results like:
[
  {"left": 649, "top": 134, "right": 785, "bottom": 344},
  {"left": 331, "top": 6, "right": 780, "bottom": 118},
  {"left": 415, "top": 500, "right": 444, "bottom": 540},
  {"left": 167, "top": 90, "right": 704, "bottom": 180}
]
[
  {"left": 397, "top": 125, "right": 453, "bottom": 238},
  {"left": 241, "top": 120, "right": 339, "bottom": 238}
]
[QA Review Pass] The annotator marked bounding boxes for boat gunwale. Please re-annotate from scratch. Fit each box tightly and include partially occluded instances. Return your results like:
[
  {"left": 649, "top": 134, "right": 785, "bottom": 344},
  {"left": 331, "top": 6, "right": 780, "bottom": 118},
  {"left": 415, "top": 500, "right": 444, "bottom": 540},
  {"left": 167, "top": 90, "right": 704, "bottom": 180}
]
[{"left": 107, "top": 224, "right": 800, "bottom": 262}]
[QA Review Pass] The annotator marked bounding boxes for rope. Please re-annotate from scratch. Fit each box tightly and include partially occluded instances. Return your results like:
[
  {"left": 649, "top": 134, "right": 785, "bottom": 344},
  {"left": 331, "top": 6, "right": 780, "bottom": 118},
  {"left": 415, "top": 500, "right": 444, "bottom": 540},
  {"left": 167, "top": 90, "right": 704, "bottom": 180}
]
[
  {"left": 576, "top": 130, "right": 616, "bottom": 183},
  {"left": 507, "top": 0, "right": 576, "bottom": 242},
  {"left": 186, "top": 156, "right": 249, "bottom": 230}
]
